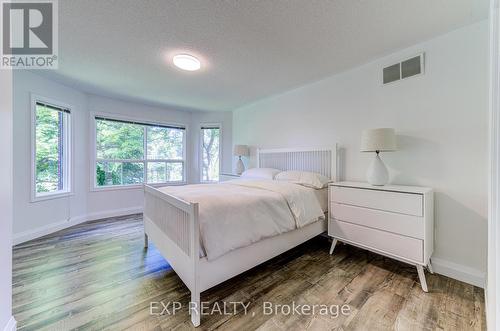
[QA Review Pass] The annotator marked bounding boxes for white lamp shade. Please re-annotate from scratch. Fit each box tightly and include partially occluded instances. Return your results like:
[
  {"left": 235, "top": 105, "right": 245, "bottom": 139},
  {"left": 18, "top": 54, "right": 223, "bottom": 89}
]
[
  {"left": 233, "top": 145, "right": 249, "bottom": 156},
  {"left": 360, "top": 128, "right": 397, "bottom": 152}
]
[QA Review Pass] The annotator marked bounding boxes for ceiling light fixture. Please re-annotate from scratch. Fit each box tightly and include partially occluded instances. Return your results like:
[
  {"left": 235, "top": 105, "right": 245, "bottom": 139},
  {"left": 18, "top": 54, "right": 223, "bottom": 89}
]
[{"left": 173, "top": 54, "right": 201, "bottom": 71}]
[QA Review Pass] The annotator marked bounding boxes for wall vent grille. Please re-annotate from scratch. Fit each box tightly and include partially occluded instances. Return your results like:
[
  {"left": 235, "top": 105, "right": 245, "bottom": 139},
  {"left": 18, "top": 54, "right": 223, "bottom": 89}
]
[{"left": 383, "top": 53, "right": 424, "bottom": 85}]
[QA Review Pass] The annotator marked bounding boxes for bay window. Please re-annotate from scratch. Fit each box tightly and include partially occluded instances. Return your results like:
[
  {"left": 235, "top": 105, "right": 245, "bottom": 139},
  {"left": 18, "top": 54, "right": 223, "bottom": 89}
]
[{"left": 94, "top": 116, "right": 186, "bottom": 188}]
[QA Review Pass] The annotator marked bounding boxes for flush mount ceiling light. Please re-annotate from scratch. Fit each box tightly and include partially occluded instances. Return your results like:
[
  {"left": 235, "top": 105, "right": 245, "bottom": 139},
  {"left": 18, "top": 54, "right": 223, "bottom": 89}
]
[{"left": 173, "top": 54, "right": 201, "bottom": 71}]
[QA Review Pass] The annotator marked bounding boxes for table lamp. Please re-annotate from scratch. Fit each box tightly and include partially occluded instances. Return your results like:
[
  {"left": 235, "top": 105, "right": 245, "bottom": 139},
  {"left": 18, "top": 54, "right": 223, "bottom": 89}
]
[
  {"left": 360, "top": 128, "right": 397, "bottom": 186},
  {"left": 233, "top": 145, "right": 249, "bottom": 175}
]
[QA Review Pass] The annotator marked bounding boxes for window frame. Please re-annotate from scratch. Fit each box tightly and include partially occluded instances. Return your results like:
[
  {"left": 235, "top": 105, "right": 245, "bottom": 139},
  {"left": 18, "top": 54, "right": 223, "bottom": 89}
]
[
  {"left": 30, "top": 94, "right": 73, "bottom": 202},
  {"left": 199, "top": 122, "right": 222, "bottom": 183},
  {"left": 90, "top": 112, "right": 188, "bottom": 191}
]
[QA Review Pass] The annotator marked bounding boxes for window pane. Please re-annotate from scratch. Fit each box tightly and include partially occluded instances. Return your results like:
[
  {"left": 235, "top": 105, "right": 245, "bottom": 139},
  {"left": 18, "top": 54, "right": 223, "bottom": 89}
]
[
  {"left": 35, "top": 105, "right": 64, "bottom": 194},
  {"left": 94, "top": 117, "right": 186, "bottom": 187},
  {"left": 166, "top": 162, "right": 183, "bottom": 182},
  {"left": 96, "top": 119, "right": 144, "bottom": 160},
  {"left": 147, "top": 126, "right": 184, "bottom": 160},
  {"left": 147, "top": 162, "right": 166, "bottom": 183},
  {"left": 201, "top": 128, "right": 220, "bottom": 182},
  {"left": 96, "top": 161, "right": 144, "bottom": 186}
]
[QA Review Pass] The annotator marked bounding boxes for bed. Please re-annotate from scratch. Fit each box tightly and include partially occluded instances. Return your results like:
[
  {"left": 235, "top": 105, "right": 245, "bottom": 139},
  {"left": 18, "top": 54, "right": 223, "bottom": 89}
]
[{"left": 143, "top": 146, "right": 339, "bottom": 326}]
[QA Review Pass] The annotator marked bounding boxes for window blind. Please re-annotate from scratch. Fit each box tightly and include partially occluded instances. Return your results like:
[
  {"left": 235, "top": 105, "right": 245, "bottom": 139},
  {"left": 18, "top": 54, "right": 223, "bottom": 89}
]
[
  {"left": 95, "top": 116, "right": 185, "bottom": 130},
  {"left": 36, "top": 101, "right": 71, "bottom": 114}
]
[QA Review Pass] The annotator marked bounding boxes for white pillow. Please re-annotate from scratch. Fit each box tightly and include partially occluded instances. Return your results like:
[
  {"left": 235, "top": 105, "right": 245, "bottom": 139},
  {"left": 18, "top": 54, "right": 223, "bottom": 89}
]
[
  {"left": 241, "top": 168, "right": 281, "bottom": 180},
  {"left": 275, "top": 170, "right": 331, "bottom": 189}
]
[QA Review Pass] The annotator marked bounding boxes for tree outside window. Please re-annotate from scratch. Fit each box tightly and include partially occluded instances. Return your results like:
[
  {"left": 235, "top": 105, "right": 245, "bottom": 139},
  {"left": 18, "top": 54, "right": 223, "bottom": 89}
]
[
  {"left": 201, "top": 126, "right": 220, "bottom": 182},
  {"left": 94, "top": 117, "right": 185, "bottom": 187},
  {"left": 34, "top": 101, "right": 70, "bottom": 198}
]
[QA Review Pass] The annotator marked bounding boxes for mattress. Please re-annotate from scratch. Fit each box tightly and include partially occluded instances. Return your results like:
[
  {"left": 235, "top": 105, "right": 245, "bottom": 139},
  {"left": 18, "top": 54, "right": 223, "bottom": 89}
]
[
  {"left": 159, "top": 179, "right": 326, "bottom": 261},
  {"left": 313, "top": 187, "right": 328, "bottom": 213}
]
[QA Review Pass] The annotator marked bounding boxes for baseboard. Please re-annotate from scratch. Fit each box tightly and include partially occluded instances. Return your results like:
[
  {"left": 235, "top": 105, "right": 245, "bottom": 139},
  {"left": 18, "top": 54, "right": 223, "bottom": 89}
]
[
  {"left": 2, "top": 316, "right": 16, "bottom": 331},
  {"left": 13, "top": 215, "right": 89, "bottom": 245},
  {"left": 13, "top": 206, "right": 143, "bottom": 245},
  {"left": 431, "top": 257, "right": 485, "bottom": 288},
  {"left": 84, "top": 206, "right": 143, "bottom": 223}
]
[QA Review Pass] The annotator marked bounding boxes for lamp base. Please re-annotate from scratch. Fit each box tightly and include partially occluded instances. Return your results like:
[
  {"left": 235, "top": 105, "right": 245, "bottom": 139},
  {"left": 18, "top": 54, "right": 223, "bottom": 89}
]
[
  {"left": 235, "top": 157, "right": 245, "bottom": 175},
  {"left": 366, "top": 153, "right": 389, "bottom": 186}
]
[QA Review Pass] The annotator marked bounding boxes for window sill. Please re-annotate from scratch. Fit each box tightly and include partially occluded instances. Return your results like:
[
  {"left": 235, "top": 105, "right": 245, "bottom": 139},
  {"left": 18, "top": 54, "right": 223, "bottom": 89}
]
[
  {"left": 148, "top": 182, "right": 187, "bottom": 188},
  {"left": 31, "top": 191, "right": 74, "bottom": 203},
  {"left": 90, "top": 182, "right": 187, "bottom": 192}
]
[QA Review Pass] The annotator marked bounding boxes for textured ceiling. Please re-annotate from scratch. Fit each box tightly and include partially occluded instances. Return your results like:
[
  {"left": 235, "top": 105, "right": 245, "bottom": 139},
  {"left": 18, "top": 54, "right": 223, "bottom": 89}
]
[{"left": 40, "top": 0, "right": 488, "bottom": 111}]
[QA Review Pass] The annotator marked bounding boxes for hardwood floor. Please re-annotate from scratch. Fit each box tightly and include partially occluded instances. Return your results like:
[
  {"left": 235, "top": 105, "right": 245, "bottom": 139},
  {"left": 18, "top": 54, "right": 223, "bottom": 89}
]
[{"left": 13, "top": 214, "right": 485, "bottom": 331}]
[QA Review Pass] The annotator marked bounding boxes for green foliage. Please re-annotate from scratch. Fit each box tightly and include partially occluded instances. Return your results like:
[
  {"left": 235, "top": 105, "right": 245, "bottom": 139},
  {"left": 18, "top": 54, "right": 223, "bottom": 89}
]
[
  {"left": 147, "top": 127, "right": 184, "bottom": 159},
  {"left": 36, "top": 114, "right": 187, "bottom": 190},
  {"left": 95, "top": 119, "right": 185, "bottom": 186},
  {"left": 96, "top": 163, "right": 106, "bottom": 186},
  {"left": 96, "top": 162, "right": 144, "bottom": 186},
  {"left": 96, "top": 119, "right": 144, "bottom": 160},
  {"left": 147, "top": 162, "right": 166, "bottom": 183},
  {"left": 35, "top": 106, "right": 63, "bottom": 193},
  {"left": 166, "top": 162, "right": 183, "bottom": 182}
]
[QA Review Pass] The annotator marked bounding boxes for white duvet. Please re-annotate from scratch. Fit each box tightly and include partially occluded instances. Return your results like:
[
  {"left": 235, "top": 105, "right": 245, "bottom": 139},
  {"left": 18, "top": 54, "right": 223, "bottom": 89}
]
[{"left": 158, "top": 180, "right": 325, "bottom": 261}]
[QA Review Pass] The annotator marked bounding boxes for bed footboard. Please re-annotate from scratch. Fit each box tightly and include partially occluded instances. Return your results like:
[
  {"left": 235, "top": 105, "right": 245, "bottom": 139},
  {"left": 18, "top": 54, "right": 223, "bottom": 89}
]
[{"left": 143, "top": 185, "right": 200, "bottom": 327}]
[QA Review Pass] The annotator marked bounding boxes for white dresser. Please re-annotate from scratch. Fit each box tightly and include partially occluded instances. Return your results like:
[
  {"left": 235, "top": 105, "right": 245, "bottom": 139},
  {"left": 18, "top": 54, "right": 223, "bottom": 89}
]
[{"left": 328, "top": 181, "right": 434, "bottom": 292}]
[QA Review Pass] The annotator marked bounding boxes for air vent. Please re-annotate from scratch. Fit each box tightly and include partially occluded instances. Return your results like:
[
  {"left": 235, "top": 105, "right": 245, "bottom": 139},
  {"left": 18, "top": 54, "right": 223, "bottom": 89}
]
[{"left": 383, "top": 53, "right": 424, "bottom": 85}]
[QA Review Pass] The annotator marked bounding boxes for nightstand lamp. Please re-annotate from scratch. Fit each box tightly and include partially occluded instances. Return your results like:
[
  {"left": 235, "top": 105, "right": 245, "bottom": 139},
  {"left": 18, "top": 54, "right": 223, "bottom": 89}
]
[
  {"left": 361, "top": 128, "right": 397, "bottom": 186},
  {"left": 233, "top": 145, "right": 249, "bottom": 175}
]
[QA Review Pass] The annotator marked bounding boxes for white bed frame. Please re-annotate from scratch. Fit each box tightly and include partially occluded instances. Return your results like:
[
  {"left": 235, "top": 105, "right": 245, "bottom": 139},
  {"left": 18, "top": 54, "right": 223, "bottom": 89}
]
[{"left": 143, "top": 146, "right": 339, "bottom": 327}]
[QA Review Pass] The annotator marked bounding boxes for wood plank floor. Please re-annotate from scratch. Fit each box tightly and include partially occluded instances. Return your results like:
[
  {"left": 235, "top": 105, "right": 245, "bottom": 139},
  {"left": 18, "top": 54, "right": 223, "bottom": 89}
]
[{"left": 13, "top": 214, "right": 485, "bottom": 331}]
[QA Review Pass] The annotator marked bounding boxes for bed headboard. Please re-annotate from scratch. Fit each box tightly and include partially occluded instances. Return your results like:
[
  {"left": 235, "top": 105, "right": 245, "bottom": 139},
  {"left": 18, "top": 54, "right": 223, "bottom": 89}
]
[{"left": 256, "top": 145, "right": 339, "bottom": 181}]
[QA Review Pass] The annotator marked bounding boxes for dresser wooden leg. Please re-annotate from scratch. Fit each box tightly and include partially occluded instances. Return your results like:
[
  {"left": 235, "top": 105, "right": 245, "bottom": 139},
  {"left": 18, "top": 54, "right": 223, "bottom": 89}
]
[
  {"left": 329, "top": 238, "right": 338, "bottom": 255},
  {"left": 191, "top": 290, "right": 201, "bottom": 327},
  {"left": 427, "top": 260, "right": 434, "bottom": 274},
  {"left": 144, "top": 233, "right": 148, "bottom": 249},
  {"left": 416, "top": 265, "right": 428, "bottom": 292}
]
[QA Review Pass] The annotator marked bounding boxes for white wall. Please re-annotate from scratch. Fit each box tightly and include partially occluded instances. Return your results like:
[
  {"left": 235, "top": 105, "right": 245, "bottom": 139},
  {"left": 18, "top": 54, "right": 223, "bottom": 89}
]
[
  {"left": 488, "top": 0, "right": 500, "bottom": 328},
  {"left": 0, "top": 69, "right": 15, "bottom": 330},
  {"left": 13, "top": 71, "right": 232, "bottom": 243},
  {"left": 13, "top": 71, "right": 89, "bottom": 237},
  {"left": 85, "top": 95, "right": 193, "bottom": 215},
  {"left": 233, "top": 21, "right": 489, "bottom": 285}
]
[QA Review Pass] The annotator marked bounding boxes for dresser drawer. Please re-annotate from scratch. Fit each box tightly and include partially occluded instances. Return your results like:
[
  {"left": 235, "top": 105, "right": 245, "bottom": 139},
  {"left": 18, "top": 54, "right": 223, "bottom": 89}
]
[
  {"left": 330, "top": 186, "right": 423, "bottom": 216},
  {"left": 329, "top": 219, "right": 423, "bottom": 263},
  {"left": 330, "top": 202, "right": 424, "bottom": 239}
]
